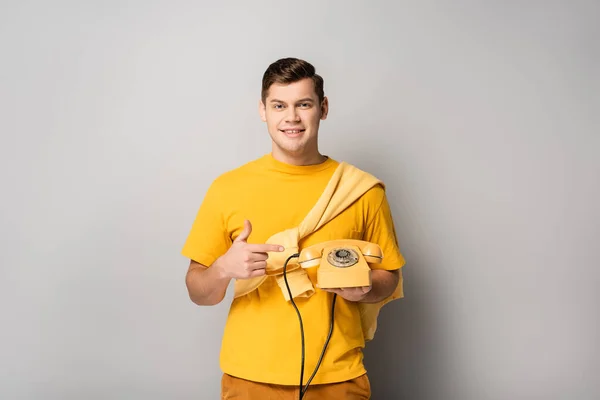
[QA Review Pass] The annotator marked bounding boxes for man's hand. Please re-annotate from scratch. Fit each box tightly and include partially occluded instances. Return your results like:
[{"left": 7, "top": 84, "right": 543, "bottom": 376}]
[
  {"left": 320, "top": 269, "right": 400, "bottom": 303},
  {"left": 214, "top": 219, "right": 284, "bottom": 280},
  {"left": 321, "top": 286, "right": 372, "bottom": 302}
]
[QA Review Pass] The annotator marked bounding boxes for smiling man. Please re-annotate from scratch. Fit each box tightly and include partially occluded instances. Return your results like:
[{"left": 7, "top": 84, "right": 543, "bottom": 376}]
[
  {"left": 182, "top": 57, "right": 406, "bottom": 399},
  {"left": 259, "top": 65, "right": 327, "bottom": 166}
]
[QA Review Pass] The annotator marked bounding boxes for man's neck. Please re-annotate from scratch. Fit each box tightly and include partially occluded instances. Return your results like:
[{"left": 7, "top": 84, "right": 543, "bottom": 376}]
[{"left": 271, "top": 148, "right": 327, "bottom": 166}]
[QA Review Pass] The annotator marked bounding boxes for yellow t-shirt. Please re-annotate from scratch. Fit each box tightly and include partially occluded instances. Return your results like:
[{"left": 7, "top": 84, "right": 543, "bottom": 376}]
[{"left": 181, "top": 153, "right": 405, "bottom": 385}]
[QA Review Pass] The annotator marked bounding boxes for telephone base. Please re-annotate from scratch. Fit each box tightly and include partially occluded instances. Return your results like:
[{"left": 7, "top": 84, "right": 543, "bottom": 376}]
[{"left": 317, "top": 267, "right": 372, "bottom": 289}]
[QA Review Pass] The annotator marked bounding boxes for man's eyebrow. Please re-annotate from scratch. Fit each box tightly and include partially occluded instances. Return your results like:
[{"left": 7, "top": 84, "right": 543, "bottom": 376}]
[{"left": 269, "top": 98, "right": 315, "bottom": 103}]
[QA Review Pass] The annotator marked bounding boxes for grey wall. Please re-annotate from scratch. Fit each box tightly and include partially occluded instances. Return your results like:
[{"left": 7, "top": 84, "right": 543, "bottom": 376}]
[{"left": 1, "top": 1, "right": 598, "bottom": 399}]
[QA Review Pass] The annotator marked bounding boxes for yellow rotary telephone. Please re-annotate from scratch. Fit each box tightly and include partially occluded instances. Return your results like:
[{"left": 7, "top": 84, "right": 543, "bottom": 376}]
[{"left": 297, "top": 239, "right": 383, "bottom": 288}]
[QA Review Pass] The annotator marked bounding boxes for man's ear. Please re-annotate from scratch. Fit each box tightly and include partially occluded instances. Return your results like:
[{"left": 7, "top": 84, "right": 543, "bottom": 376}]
[
  {"left": 320, "top": 96, "right": 329, "bottom": 120},
  {"left": 258, "top": 99, "right": 267, "bottom": 122}
]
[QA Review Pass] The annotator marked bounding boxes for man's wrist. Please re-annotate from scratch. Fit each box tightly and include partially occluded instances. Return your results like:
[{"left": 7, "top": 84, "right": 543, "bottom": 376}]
[
  {"left": 358, "top": 290, "right": 385, "bottom": 303},
  {"left": 212, "top": 257, "right": 231, "bottom": 280},
  {"left": 357, "top": 269, "right": 399, "bottom": 303}
]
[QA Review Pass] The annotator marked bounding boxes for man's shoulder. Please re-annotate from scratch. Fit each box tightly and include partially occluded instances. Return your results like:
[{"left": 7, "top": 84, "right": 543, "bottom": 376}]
[
  {"left": 338, "top": 159, "right": 381, "bottom": 178},
  {"left": 359, "top": 182, "right": 385, "bottom": 209},
  {"left": 209, "top": 155, "right": 265, "bottom": 187},
  {"left": 337, "top": 160, "right": 386, "bottom": 198}
]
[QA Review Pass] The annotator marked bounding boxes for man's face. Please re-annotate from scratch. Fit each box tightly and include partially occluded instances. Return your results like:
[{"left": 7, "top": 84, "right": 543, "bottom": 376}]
[{"left": 259, "top": 78, "right": 328, "bottom": 160}]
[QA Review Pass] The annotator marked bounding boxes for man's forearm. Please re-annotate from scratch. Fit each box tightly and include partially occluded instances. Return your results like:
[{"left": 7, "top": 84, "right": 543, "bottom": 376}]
[
  {"left": 360, "top": 269, "right": 400, "bottom": 303},
  {"left": 185, "top": 258, "right": 231, "bottom": 306}
]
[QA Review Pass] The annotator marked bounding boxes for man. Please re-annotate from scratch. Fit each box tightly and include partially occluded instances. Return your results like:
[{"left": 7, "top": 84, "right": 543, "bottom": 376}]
[{"left": 182, "top": 57, "right": 405, "bottom": 399}]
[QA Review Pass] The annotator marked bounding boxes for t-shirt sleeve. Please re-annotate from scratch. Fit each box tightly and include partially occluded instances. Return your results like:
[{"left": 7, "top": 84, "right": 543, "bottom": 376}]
[
  {"left": 181, "top": 178, "right": 232, "bottom": 267},
  {"left": 363, "top": 187, "right": 406, "bottom": 272}
]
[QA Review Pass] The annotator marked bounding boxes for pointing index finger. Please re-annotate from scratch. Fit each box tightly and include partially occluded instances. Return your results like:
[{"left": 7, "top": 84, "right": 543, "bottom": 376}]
[{"left": 247, "top": 243, "right": 285, "bottom": 253}]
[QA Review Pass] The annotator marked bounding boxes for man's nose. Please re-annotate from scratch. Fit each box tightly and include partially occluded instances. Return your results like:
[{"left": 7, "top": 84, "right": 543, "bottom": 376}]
[{"left": 285, "top": 107, "right": 300, "bottom": 122}]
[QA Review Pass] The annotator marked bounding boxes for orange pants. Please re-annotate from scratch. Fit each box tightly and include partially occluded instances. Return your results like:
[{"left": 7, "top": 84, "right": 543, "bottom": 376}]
[{"left": 221, "top": 373, "right": 371, "bottom": 399}]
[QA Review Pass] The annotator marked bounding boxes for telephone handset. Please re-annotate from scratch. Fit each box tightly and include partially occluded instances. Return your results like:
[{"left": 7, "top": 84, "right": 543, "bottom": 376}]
[{"left": 298, "top": 239, "right": 383, "bottom": 289}]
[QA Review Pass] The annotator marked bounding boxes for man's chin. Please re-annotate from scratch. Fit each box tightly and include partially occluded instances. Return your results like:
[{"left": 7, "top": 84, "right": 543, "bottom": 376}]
[
  {"left": 272, "top": 143, "right": 307, "bottom": 156},
  {"left": 281, "top": 147, "right": 305, "bottom": 155},
  {"left": 273, "top": 140, "right": 304, "bottom": 152}
]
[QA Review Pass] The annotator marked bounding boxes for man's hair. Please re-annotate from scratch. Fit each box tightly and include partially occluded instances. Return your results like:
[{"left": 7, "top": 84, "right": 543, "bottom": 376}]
[{"left": 261, "top": 57, "right": 325, "bottom": 104}]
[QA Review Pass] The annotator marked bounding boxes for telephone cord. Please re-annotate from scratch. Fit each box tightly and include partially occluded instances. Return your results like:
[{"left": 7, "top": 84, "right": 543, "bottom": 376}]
[{"left": 282, "top": 253, "right": 337, "bottom": 400}]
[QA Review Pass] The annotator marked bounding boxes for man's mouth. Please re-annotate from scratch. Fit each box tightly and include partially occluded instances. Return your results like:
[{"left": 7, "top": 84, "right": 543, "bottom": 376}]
[{"left": 280, "top": 129, "right": 305, "bottom": 136}]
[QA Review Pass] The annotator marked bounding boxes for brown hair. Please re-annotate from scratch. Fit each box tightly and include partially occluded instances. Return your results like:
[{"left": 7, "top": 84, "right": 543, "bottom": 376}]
[{"left": 261, "top": 58, "right": 325, "bottom": 104}]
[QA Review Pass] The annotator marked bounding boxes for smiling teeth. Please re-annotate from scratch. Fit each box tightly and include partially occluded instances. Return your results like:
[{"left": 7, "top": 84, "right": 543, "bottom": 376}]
[{"left": 285, "top": 130, "right": 301, "bottom": 133}]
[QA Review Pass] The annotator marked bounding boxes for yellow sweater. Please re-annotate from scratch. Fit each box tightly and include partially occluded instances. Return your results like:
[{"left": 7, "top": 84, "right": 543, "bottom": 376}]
[{"left": 234, "top": 161, "right": 404, "bottom": 341}]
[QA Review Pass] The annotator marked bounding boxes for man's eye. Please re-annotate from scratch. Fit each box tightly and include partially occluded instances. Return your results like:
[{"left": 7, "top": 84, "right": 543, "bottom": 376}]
[
  {"left": 273, "top": 104, "right": 284, "bottom": 109},
  {"left": 299, "top": 103, "right": 311, "bottom": 108}
]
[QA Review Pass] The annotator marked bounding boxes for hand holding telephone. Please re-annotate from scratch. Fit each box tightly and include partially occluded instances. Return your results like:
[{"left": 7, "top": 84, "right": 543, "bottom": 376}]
[{"left": 297, "top": 239, "right": 383, "bottom": 289}]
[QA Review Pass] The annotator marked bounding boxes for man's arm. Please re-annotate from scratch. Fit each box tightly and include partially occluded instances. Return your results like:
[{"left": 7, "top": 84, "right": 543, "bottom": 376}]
[
  {"left": 322, "top": 269, "right": 399, "bottom": 303},
  {"left": 325, "top": 185, "right": 405, "bottom": 303},
  {"left": 360, "top": 269, "right": 399, "bottom": 303},
  {"left": 185, "top": 259, "right": 231, "bottom": 306},
  {"left": 184, "top": 219, "right": 284, "bottom": 306}
]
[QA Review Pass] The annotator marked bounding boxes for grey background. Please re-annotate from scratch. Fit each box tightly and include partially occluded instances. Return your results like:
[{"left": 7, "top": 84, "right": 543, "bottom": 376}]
[{"left": 1, "top": 1, "right": 598, "bottom": 399}]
